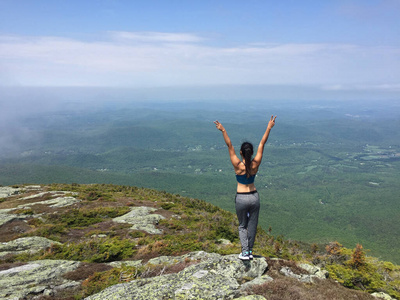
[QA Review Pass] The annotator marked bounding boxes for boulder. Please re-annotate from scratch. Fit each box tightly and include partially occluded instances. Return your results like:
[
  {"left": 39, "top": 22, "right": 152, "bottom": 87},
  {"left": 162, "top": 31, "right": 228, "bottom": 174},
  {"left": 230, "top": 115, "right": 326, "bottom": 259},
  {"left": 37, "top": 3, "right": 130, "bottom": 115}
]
[
  {"left": 0, "top": 236, "right": 61, "bottom": 258},
  {"left": 85, "top": 252, "right": 268, "bottom": 300},
  {"left": 0, "top": 259, "right": 81, "bottom": 299},
  {"left": 280, "top": 265, "right": 325, "bottom": 283},
  {"left": 298, "top": 263, "right": 329, "bottom": 279},
  {"left": 113, "top": 206, "right": 165, "bottom": 234},
  {"left": 240, "top": 274, "right": 273, "bottom": 291},
  {"left": 371, "top": 292, "right": 396, "bottom": 300}
]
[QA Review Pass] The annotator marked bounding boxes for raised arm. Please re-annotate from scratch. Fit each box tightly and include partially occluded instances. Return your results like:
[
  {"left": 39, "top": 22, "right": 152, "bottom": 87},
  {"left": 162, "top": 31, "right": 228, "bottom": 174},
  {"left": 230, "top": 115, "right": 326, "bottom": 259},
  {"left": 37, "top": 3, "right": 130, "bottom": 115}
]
[
  {"left": 252, "top": 115, "right": 277, "bottom": 167},
  {"left": 214, "top": 120, "right": 241, "bottom": 169}
]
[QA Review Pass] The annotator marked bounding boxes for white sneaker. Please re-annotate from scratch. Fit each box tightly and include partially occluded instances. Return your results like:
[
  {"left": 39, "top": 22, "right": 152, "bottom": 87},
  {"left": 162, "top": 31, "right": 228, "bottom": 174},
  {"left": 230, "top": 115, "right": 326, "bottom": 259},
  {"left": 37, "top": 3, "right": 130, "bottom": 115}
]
[
  {"left": 249, "top": 251, "right": 254, "bottom": 260},
  {"left": 238, "top": 252, "right": 250, "bottom": 260}
]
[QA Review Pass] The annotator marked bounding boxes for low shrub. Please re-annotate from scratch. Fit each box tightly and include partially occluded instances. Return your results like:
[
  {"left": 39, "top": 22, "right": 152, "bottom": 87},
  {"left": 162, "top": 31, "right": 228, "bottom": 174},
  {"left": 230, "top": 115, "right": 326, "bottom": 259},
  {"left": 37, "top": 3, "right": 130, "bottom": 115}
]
[
  {"left": 41, "top": 237, "right": 136, "bottom": 263},
  {"left": 13, "top": 208, "right": 34, "bottom": 215},
  {"left": 30, "top": 224, "right": 66, "bottom": 239},
  {"left": 48, "top": 206, "right": 130, "bottom": 228}
]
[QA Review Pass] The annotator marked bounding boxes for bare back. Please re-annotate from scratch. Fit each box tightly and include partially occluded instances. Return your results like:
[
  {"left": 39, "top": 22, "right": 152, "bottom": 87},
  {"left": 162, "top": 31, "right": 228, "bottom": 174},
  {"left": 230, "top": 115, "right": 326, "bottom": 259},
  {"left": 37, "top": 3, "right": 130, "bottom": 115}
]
[{"left": 235, "top": 161, "right": 258, "bottom": 193}]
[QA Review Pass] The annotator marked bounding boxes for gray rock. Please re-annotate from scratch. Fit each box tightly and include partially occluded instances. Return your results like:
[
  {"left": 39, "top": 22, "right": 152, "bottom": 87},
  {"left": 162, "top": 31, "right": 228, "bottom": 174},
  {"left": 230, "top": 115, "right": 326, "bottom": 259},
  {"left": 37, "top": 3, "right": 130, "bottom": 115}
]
[
  {"left": 146, "top": 251, "right": 220, "bottom": 266},
  {"left": 371, "top": 292, "right": 396, "bottom": 300},
  {"left": 0, "top": 190, "right": 80, "bottom": 226},
  {"left": 24, "top": 185, "right": 42, "bottom": 190},
  {"left": 85, "top": 253, "right": 268, "bottom": 300},
  {"left": 0, "top": 206, "right": 44, "bottom": 227},
  {"left": 113, "top": 206, "right": 165, "bottom": 234},
  {"left": 147, "top": 255, "right": 183, "bottom": 266},
  {"left": 236, "top": 296, "right": 267, "bottom": 300},
  {"left": 280, "top": 265, "right": 325, "bottom": 283},
  {"left": 0, "top": 186, "right": 22, "bottom": 198},
  {"left": 108, "top": 260, "right": 143, "bottom": 268},
  {"left": 0, "top": 211, "right": 27, "bottom": 227},
  {"left": 16, "top": 196, "right": 80, "bottom": 208},
  {"left": 218, "top": 238, "right": 232, "bottom": 245},
  {"left": 91, "top": 234, "right": 108, "bottom": 238},
  {"left": 240, "top": 274, "right": 273, "bottom": 291},
  {"left": 0, "top": 259, "right": 81, "bottom": 299},
  {"left": 298, "top": 263, "right": 328, "bottom": 279},
  {"left": 18, "top": 190, "right": 77, "bottom": 201},
  {"left": 0, "top": 236, "right": 61, "bottom": 258}
]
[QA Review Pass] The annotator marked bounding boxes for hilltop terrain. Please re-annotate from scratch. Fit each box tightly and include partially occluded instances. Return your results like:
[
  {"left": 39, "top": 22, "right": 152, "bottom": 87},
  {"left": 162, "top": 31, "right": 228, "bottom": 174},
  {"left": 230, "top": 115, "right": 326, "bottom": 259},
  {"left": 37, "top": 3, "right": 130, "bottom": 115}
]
[
  {"left": 1, "top": 99, "right": 400, "bottom": 264},
  {"left": 0, "top": 184, "right": 399, "bottom": 299}
]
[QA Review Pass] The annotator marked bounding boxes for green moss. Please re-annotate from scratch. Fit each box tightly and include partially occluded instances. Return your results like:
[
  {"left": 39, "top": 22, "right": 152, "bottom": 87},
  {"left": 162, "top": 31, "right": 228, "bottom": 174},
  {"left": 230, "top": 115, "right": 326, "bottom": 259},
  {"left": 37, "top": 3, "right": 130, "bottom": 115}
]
[
  {"left": 160, "top": 202, "right": 175, "bottom": 210},
  {"left": 13, "top": 208, "right": 34, "bottom": 215},
  {"left": 41, "top": 237, "right": 136, "bottom": 263},
  {"left": 30, "top": 224, "right": 66, "bottom": 238},
  {"left": 129, "top": 231, "right": 147, "bottom": 238},
  {"left": 48, "top": 206, "right": 130, "bottom": 228}
]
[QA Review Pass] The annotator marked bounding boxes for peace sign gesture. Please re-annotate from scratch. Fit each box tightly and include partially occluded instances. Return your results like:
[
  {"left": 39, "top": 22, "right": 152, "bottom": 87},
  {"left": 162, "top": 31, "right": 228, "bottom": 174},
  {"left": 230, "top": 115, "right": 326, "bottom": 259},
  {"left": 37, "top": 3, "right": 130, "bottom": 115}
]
[
  {"left": 267, "top": 115, "right": 277, "bottom": 130},
  {"left": 214, "top": 120, "right": 225, "bottom": 132}
]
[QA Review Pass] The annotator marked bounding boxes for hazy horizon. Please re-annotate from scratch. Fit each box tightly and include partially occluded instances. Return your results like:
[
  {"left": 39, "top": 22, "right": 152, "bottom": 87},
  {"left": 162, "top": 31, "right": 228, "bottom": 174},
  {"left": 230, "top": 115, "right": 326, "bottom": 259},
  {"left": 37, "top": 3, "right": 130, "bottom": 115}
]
[{"left": 1, "top": 1, "right": 399, "bottom": 101}]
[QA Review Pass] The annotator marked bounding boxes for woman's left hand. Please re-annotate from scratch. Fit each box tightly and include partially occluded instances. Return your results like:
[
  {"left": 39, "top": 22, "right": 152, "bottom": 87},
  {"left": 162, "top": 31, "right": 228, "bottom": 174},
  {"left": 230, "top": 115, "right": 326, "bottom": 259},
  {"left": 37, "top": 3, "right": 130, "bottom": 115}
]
[{"left": 214, "top": 120, "right": 225, "bottom": 132}]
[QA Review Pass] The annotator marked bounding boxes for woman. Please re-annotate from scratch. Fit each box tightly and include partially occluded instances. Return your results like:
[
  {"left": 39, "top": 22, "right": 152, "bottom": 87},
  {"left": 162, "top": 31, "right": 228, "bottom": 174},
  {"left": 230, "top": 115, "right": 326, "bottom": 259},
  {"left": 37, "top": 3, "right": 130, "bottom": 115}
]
[{"left": 214, "top": 115, "right": 277, "bottom": 260}]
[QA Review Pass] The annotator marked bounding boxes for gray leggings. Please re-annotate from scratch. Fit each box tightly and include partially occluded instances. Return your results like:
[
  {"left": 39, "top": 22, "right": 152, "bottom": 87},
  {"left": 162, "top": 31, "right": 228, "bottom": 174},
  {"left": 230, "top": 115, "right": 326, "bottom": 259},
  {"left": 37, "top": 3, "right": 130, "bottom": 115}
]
[{"left": 235, "top": 191, "right": 260, "bottom": 253}]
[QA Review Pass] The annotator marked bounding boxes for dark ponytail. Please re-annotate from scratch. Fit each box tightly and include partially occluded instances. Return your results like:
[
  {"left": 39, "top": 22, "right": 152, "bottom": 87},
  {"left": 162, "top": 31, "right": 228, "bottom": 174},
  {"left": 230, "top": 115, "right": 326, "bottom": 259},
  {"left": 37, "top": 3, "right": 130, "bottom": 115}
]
[{"left": 240, "top": 142, "right": 254, "bottom": 178}]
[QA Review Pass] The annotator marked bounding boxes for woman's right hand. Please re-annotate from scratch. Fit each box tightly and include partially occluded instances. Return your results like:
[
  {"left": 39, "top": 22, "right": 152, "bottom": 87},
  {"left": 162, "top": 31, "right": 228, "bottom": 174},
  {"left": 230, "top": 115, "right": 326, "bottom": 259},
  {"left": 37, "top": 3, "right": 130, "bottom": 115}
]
[
  {"left": 214, "top": 120, "right": 225, "bottom": 132},
  {"left": 267, "top": 115, "right": 277, "bottom": 129}
]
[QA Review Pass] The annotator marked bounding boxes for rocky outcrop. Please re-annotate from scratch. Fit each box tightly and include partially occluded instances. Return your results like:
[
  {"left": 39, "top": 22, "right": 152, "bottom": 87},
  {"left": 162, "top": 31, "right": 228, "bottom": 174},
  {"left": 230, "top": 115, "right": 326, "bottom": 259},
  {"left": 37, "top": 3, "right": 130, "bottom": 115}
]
[
  {"left": 17, "top": 195, "right": 80, "bottom": 208},
  {"left": 112, "top": 206, "right": 165, "bottom": 234},
  {"left": 0, "top": 189, "right": 80, "bottom": 226},
  {"left": 0, "top": 259, "right": 81, "bottom": 299},
  {"left": 0, "top": 236, "right": 61, "bottom": 258},
  {"left": 0, "top": 250, "right": 269, "bottom": 300},
  {"left": 18, "top": 190, "right": 77, "bottom": 201},
  {"left": 0, "top": 185, "right": 42, "bottom": 199},
  {"left": 0, "top": 186, "right": 22, "bottom": 198},
  {"left": 0, "top": 209, "right": 26, "bottom": 227},
  {"left": 0, "top": 185, "right": 395, "bottom": 300},
  {"left": 85, "top": 252, "right": 268, "bottom": 300},
  {"left": 280, "top": 266, "right": 321, "bottom": 283}
]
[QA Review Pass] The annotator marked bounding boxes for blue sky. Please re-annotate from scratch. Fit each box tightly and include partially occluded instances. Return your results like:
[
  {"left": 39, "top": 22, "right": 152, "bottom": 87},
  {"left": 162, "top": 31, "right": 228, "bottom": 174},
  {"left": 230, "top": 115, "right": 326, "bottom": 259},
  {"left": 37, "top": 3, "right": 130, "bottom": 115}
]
[{"left": 0, "top": 0, "right": 399, "bottom": 99}]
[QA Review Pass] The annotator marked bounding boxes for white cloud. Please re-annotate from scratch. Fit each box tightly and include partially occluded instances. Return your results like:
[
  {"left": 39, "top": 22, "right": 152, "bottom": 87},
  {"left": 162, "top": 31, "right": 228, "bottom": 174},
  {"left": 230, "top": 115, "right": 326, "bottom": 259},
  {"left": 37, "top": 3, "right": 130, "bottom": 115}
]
[
  {"left": 323, "top": 83, "right": 400, "bottom": 91},
  {"left": 0, "top": 32, "right": 399, "bottom": 89},
  {"left": 108, "top": 31, "right": 204, "bottom": 43}
]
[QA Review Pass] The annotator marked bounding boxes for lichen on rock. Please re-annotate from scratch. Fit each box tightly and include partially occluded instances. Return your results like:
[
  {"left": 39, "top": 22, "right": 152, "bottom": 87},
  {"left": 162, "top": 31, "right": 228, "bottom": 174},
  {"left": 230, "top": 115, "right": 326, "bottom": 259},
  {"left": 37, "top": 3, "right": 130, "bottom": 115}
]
[
  {"left": 0, "top": 259, "right": 81, "bottom": 299},
  {"left": 279, "top": 263, "right": 328, "bottom": 283},
  {"left": 0, "top": 186, "right": 22, "bottom": 198},
  {"left": 0, "top": 236, "right": 61, "bottom": 258},
  {"left": 84, "top": 252, "right": 268, "bottom": 300},
  {"left": 112, "top": 206, "right": 165, "bottom": 234}
]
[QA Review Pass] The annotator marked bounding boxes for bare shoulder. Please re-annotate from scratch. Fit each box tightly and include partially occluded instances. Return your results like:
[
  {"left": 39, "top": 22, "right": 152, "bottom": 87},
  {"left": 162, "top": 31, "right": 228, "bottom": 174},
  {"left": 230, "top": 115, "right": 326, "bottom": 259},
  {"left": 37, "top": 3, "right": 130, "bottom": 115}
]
[{"left": 234, "top": 162, "right": 246, "bottom": 175}]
